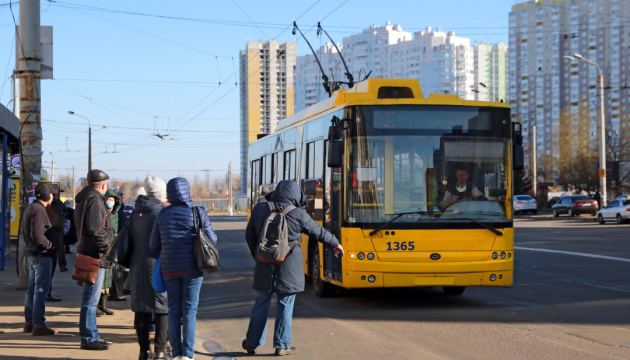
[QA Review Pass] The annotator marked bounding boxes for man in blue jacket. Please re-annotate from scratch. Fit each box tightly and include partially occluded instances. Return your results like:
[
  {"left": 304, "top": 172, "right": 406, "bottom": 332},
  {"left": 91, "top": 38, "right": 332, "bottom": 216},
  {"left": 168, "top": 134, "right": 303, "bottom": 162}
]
[{"left": 242, "top": 180, "right": 344, "bottom": 356}]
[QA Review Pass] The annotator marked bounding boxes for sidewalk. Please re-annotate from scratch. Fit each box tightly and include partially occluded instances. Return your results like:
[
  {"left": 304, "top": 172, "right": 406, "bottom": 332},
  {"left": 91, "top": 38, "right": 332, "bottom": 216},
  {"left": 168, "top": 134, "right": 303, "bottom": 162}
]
[{"left": 0, "top": 251, "right": 141, "bottom": 360}]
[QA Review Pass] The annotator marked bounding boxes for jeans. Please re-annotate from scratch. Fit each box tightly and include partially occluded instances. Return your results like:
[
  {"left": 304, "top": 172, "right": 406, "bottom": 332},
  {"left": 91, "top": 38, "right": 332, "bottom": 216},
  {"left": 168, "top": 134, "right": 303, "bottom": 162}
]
[
  {"left": 24, "top": 256, "right": 53, "bottom": 328},
  {"left": 79, "top": 268, "right": 105, "bottom": 344},
  {"left": 164, "top": 275, "right": 203, "bottom": 358},
  {"left": 246, "top": 290, "right": 296, "bottom": 349}
]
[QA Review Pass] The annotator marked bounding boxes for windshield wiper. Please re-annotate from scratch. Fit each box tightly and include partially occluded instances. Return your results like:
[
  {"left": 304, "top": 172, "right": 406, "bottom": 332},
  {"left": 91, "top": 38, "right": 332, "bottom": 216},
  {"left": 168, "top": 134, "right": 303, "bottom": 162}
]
[
  {"left": 369, "top": 211, "right": 428, "bottom": 236},
  {"left": 438, "top": 218, "right": 503, "bottom": 236}
]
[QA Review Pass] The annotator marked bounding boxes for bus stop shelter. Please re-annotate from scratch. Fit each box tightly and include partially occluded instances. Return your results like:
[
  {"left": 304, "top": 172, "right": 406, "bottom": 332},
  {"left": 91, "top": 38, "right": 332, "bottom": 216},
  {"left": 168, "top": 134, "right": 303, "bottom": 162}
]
[{"left": 0, "top": 104, "right": 20, "bottom": 270}]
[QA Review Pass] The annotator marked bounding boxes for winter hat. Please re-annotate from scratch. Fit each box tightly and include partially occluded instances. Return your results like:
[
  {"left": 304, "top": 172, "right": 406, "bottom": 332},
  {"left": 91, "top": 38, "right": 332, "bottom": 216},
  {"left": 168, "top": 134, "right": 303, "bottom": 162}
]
[
  {"left": 144, "top": 175, "right": 166, "bottom": 199},
  {"left": 34, "top": 183, "right": 53, "bottom": 202},
  {"left": 136, "top": 187, "right": 147, "bottom": 197}
]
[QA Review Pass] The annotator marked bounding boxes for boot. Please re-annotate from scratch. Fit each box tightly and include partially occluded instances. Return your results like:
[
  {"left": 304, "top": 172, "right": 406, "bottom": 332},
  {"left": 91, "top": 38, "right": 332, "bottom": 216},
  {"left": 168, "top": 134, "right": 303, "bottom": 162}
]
[
  {"left": 98, "top": 294, "right": 115, "bottom": 315},
  {"left": 138, "top": 350, "right": 151, "bottom": 360}
]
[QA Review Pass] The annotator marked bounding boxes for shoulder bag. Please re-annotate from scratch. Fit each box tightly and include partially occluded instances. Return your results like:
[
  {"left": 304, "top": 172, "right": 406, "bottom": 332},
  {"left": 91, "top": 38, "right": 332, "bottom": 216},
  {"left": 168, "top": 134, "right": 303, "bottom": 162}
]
[
  {"left": 105, "top": 214, "right": 133, "bottom": 268},
  {"left": 71, "top": 195, "right": 101, "bottom": 284},
  {"left": 193, "top": 207, "right": 220, "bottom": 274}
]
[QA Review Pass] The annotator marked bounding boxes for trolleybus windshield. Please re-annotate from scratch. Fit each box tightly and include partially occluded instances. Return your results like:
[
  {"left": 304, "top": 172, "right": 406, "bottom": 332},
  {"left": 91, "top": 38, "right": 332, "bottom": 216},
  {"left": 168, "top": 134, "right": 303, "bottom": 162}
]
[{"left": 346, "top": 105, "right": 512, "bottom": 227}]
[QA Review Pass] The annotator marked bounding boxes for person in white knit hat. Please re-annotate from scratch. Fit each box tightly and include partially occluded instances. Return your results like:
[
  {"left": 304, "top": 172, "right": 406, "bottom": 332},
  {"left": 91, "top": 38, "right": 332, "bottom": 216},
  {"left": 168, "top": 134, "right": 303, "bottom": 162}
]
[
  {"left": 136, "top": 187, "right": 147, "bottom": 197},
  {"left": 128, "top": 175, "right": 169, "bottom": 360}
]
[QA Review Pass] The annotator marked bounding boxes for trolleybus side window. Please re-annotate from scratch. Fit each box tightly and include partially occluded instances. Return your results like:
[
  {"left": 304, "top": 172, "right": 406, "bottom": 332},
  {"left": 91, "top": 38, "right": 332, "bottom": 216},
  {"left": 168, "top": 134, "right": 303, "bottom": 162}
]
[
  {"left": 250, "top": 159, "right": 260, "bottom": 207},
  {"left": 284, "top": 150, "right": 296, "bottom": 180}
]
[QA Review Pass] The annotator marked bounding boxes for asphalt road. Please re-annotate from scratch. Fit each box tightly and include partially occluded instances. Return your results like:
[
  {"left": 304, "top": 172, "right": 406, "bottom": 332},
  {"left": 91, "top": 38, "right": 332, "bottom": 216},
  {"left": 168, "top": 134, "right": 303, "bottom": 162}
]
[{"left": 195, "top": 215, "right": 630, "bottom": 360}]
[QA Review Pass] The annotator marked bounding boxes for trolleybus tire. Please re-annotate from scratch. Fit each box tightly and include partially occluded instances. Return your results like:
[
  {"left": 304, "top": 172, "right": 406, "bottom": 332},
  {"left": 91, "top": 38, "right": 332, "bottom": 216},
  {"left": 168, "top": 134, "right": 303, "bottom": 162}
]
[
  {"left": 311, "top": 246, "right": 336, "bottom": 298},
  {"left": 442, "top": 286, "right": 466, "bottom": 296}
]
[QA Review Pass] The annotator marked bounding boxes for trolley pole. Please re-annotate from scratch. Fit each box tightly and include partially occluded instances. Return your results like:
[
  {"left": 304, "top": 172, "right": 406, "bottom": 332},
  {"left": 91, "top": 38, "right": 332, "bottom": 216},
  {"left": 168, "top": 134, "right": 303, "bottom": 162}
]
[{"left": 16, "top": 0, "right": 42, "bottom": 288}]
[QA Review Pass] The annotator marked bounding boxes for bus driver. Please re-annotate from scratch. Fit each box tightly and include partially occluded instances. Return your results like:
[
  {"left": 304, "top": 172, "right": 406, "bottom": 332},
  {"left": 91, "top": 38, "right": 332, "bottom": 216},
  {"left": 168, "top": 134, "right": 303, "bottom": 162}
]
[{"left": 441, "top": 168, "right": 482, "bottom": 206}]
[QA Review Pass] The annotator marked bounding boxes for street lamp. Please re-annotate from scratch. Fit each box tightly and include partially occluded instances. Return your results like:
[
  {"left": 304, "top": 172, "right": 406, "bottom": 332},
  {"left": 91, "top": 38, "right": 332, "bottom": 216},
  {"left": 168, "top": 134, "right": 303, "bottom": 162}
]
[
  {"left": 49, "top": 151, "right": 54, "bottom": 182},
  {"left": 563, "top": 53, "right": 607, "bottom": 206},
  {"left": 68, "top": 111, "right": 92, "bottom": 171}
]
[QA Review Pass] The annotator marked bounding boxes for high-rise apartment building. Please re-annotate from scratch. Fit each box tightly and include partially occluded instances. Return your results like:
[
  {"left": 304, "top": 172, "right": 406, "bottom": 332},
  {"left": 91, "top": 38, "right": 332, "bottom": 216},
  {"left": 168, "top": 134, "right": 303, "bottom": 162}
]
[
  {"left": 509, "top": 0, "right": 630, "bottom": 186},
  {"left": 473, "top": 43, "right": 509, "bottom": 102},
  {"left": 295, "top": 23, "right": 507, "bottom": 111},
  {"left": 239, "top": 40, "right": 296, "bottom": 193}
]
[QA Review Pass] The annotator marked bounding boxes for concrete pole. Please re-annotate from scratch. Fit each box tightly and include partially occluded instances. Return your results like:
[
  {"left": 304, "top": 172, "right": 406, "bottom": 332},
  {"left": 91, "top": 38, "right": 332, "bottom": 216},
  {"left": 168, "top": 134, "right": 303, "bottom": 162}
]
[
  {"left": 50, "top": 160, "right": 54, "bottom": 182},
  {"left": 72, "top": 166, "right": 75, "bottom": 206},
  {"left": 88, "top": 126, "right": 92, "bottom": 171},
  {"left": 17, "top": 0, "right": 42, "bottom": 289},
  {"left": 598, "top": 73, "right": 607, "bottom": 207},
  {"left": 532, "top": 125, "right": 537, "bottom": 198},
  {"left": 228, "top": 162, "right": 233, "bottom": 216}
]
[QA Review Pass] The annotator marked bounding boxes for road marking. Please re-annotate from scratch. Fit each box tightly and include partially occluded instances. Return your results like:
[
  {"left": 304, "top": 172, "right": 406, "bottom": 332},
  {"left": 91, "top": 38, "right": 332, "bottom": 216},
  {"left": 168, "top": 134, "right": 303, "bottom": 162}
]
[{"left": 515, "top": 247, "right": 630, "bottom": 263}]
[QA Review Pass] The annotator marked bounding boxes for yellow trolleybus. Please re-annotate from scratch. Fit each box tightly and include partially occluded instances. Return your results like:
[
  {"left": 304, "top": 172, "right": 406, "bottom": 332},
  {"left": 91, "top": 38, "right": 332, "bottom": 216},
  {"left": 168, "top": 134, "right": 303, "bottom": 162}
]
[{"left": 248, "top": 78, "right": 524, "bottom": 297}]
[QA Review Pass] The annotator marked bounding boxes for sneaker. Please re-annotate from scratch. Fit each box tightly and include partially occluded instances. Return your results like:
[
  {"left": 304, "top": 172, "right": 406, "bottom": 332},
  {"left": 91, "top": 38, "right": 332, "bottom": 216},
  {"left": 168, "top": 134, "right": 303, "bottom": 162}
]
[
  {"left": 182, "top": 357, "right": 193, "bottom": 360},
  {"left": 32, "top": 326, "right": 58, "bottom": 336},
  {"left": 59, "top": 266, "right": 68, "bottom": 272},
  {"left": 81, "top": 340, "right": 109, "bottom": 350},
  {"left": 274, "top": 347, "right": 297, "bottom": 356},
  {"left": 23, "top": 324, "right": 33, "bottom": 333},
  {"left": 242, "top": 339, "right": 257, "bottom": 354},
  {"left": 172, "top": 357, "right": 182, "bottom": 360}
]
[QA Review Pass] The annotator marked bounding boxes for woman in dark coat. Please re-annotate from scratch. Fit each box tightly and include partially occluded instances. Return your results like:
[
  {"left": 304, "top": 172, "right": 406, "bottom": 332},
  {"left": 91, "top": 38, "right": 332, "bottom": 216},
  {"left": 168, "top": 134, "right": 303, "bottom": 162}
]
[
  {"left": 150, "top": 177, "right": 217, "bottom": 360},
  {"left": 128, "top": 175, "right": 168, "bottom": 360}
]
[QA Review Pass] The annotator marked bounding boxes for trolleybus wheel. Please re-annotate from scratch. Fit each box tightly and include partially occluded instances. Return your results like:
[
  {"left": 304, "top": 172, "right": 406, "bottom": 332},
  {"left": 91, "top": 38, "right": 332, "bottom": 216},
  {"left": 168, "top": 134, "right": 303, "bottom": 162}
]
[
  {"left": 442, "top": 286, "right": 466, "bottom": 296},
  {"left": 311, "top": 246, "right": 336, "bottom": 298}
]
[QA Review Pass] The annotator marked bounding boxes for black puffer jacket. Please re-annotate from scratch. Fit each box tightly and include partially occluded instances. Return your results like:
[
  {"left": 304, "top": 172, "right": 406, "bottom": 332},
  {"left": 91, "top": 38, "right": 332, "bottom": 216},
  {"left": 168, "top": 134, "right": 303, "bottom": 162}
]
[
  {"left": 128, "top": 195, "right": 168, "bottom": 314},
  {"left": 75, "top": 186, "right": 114, "bottom": 266},
  {"left": 245, "top": 180, "right": 340, "bottom": 294}
]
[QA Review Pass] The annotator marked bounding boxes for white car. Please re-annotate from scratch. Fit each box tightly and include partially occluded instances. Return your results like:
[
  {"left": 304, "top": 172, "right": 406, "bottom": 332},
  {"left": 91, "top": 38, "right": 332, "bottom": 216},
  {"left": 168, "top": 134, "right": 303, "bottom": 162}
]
[
  {"left": 514, "top": 195, "right": 537, "bottom": 215},
  {"left": 597, "top": 199, "right": 630, "bottom": 224}
]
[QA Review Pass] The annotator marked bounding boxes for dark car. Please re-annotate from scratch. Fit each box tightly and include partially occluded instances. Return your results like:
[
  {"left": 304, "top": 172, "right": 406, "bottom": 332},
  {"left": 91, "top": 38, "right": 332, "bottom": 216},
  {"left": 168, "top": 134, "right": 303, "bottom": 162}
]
[
  {"left": 551, "top": 195, "right": 598, "bottom": 217},
  {"left": 123, "top": 205, "right": 134, "bottom": 215}
]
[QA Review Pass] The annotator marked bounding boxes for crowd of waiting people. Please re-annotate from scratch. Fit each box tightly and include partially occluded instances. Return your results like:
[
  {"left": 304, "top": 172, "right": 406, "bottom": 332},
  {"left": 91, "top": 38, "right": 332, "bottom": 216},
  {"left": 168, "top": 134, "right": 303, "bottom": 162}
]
[{"left": 21, "top": 170, "right": 344, "bottom": 359}]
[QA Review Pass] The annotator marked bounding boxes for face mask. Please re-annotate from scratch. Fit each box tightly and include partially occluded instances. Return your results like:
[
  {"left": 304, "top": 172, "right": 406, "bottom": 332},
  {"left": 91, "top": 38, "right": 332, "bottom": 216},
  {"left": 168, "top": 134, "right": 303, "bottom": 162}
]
[{"left": 105, "top": 200, "right": 115, "bottom": 209}]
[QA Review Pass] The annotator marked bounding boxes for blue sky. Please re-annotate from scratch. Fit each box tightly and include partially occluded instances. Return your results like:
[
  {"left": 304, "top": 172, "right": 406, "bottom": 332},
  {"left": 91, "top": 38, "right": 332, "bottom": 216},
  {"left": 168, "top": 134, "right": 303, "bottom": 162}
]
[{"left": 0, "top": 0, "right": 514, "bottom": 187}]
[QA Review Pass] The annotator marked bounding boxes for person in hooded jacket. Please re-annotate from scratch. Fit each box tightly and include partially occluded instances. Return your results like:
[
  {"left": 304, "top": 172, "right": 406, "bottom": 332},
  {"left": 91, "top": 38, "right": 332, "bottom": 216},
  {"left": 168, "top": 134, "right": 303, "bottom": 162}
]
[
  {"left": 96, "top": 188, "right": 123, "bottom": 316},
  {"left": 150, "top": 177, "right": 217, "bottom": 360},
  {"left": 128, "top": 176, "right": 169, "bottom": 360},
  {"left": 242, "top": 180, "right": 345, "bottom": 356}
]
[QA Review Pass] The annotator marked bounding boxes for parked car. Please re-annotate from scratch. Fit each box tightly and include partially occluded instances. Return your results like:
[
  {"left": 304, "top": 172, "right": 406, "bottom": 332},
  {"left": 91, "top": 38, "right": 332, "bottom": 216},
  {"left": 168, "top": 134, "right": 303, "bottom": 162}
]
[
  {"left": 597, "top": 199, "right": 630, "bottom": 224},
  {"left": 551, "top": 195, "right": 598, "bottom": 217},
  {"left": 123, "top": 205, "right": 134, "bottom": 215},
  {"left": 514, "top": 195, "right": 537, "bottom": 215},
  {"left": 545, "top": 196, "right": 561, "bottom": 210}
]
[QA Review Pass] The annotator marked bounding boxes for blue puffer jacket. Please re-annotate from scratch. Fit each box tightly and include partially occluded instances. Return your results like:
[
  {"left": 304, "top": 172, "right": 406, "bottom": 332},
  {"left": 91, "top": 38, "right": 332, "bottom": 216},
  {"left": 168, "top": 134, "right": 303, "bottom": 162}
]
[{"left": 150, "top": 177, "right": 217, "bottom": 276}]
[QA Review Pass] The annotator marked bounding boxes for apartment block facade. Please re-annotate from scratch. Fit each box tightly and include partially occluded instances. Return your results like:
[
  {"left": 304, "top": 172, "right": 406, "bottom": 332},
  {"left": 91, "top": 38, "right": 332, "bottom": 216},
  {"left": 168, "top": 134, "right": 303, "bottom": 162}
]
[
  {"left": 509, "top": 0, "right": 630, "bottom": 187},
  {"left": 295, "top": 23, "right": 508, "bottom": 111},
  {"left": 239, "top": 40, "right": 296, "bottom": 193}
]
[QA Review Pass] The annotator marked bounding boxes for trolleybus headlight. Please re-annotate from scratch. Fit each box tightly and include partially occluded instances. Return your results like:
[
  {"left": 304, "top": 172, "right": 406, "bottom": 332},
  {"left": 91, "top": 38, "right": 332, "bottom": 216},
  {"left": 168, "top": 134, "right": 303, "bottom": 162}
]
[
  {"left": 358, "top": 252, "right": 365, "bottom": 260},
  {"left": 492, "top": 252, "right": 499, "bottom": 259},
  {"left": 361, "top": 276, "right": 366, "bottom": 281},
  {"left": 500, "top": 252, "right": 506, "bottom": 259},
  {"left": 367, "top": 253, "right": 375, "bottom": 260},
  {"left": 508, "top": 252, "right": 512, "bottom": 258},
  {"left": 368, "top": 275, "right": 376, "bottom": 283},
  {"left": 490, "top": 274, "right": 497, "bottom": 281},
  {"left": 350, "top": 253, "right": 355, "bottom": 259}
]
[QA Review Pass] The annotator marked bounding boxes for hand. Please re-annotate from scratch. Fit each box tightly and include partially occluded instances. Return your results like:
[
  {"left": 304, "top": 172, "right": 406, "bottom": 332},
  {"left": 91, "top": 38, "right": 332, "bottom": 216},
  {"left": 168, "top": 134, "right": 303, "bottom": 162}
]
[
  {"left": 333, "top": 244, "right": 345, "bottom": 257},
  {"left": 449, "top": 198, "right": 458, "bottom": 204}
]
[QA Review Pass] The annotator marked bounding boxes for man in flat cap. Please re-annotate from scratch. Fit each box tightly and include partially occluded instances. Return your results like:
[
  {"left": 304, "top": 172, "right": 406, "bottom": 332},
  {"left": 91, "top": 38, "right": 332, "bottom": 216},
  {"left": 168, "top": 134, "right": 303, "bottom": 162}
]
[
  {"left": 74, "top": 169, "right": 115, "bottom": 350},
  {"left": 22, "top": 182, "right": 58, "bottom": 336}
]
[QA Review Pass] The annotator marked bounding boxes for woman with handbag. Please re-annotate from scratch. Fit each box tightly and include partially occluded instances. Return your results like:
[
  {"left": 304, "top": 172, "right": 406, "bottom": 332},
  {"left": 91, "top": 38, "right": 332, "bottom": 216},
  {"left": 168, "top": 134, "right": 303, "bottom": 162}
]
[
  {"left": 128, "top": 176, "right": 169, "bottom": 360},
  {"left": 150, "top": 177, "right": 217, "bottom": 360}
]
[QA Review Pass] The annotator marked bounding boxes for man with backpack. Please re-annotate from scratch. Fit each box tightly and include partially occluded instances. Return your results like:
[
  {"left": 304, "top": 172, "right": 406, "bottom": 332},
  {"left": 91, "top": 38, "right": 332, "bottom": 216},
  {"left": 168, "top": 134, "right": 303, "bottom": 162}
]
[{"left": 242, "top": 180, "right": 344, "bottom": 356}]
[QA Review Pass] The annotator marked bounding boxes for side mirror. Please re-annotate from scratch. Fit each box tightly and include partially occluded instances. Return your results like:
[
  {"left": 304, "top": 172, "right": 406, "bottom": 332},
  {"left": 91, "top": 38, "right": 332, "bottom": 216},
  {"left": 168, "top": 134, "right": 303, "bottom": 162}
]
[
  {"left": 328, "top": 140, "right": 343, "bottom": 168},
  {"left": 512, "top": 122, "right": 524, "bottom": 170}
]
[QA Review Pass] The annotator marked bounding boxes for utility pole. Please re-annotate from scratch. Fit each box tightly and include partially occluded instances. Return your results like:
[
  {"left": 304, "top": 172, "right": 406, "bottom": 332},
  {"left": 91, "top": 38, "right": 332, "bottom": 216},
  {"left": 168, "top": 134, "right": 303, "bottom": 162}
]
[
  {"left": 532, "top": 126, "right": 537, "bottom": 199},
  {"left": 16, "top": 0, "right": 42, "bottom": 289},
  {"left": 72, "top": 165, "right": 75, "bottom": 206},
  {"left": 228, "top": 162, "right": 233, "bottom": 216}
]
